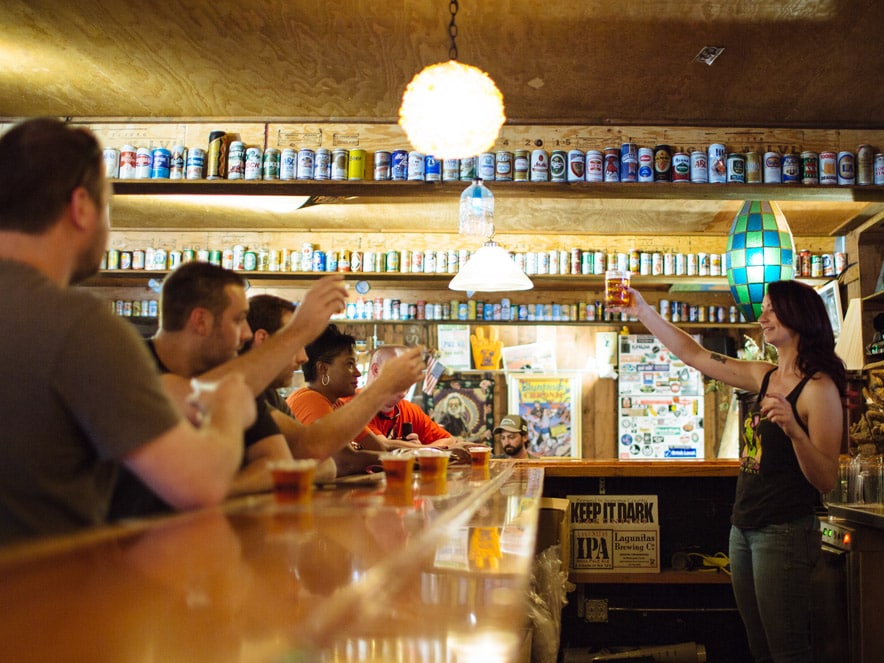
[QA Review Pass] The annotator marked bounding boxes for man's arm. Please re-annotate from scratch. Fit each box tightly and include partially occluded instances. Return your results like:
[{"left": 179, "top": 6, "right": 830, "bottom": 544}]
[{"left": 228, "top": 433, "right": 292, "bottom": 497}]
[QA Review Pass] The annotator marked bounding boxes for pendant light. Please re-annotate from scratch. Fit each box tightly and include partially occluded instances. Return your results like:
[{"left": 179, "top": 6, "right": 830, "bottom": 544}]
[{"left": 398, "top": 1, "right": 505, "bottom": 160}]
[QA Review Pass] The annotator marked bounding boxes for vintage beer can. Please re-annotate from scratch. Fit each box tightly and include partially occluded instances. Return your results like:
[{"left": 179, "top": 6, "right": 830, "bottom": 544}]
[
  {"left": 495, "top": 151, "right": 514, "bottom": 181},
  {"left": 834, "top": 252, "right": 848, "bottom": 274},
  {"left": 550, "top": 150, "right": 567, "bottom": 182},
  {"left": 512, "top": 150, "right": 530, "bottom": 181},
  {"left": 726, "top": 153, "right": 746, "bottom": 183},
  {"left": 103, "top": 148, "right": 120, "bottom": 178},
  {"left": 385, "top": 249, "right": 400, "bottom": 272},
  {"left": 567, "top": 149, "right": 585, "bottom": 182},
  {"left": 620, "top": 142, "right": 638, "bottom": 182},
  {"left": 586, "top": 150, "right": 604, "bottom": 182},
  {"left": 168, "top": 250, "right": 182, "bottom": 269},
  {"left": 697, "top": 252, "right": 710, "bottom": 276},
  {"left": 811, "top": 254, "right": 822, "bottom": 278},
  {"left": 800, "top": 151, "right": 819, "bottom": 185},
  {"left": 106, "top": 249, "right": 120, "bottom": 270},
  {"left": 690, "top": 150, "right": 708, "bottom": 183},
  {"left": 856, "top": 144, "right": 874, "bottom": 185},
  {"left": 337, "top": 249, "right": 351, "bottom": 272},
  {"left": 168, "top": 145, "right": 186, "bottom": 180},
  {"left": 391, "top": 149, "right": 409, "bottom": 180},
  {"left": 119, "top": 145, "right": 137, "bottom": 179},
  {"left": 476, "top": 152, "right": 495, "bottom": 180},
  {"left": 651, "top": 252, "right": 663, "bottom": 276},
  {"left": 373, "top": 150, "right": 391, "bottom": 181},
  {"left": 745, "top": 151, "right": 762, "bottom": 183},
  {"left": 261, "top": 148, "right": 280, "bottom": 180},
  {"left": 362, "top": 251, "right": 375, "bottom": 272},
  {"left": 798, "top": 249, "right": 811, "bottom": 277},
  {"left": 638, "top": 147, "right": 655, "bottom": 183},
  {"left": 763, "top": 151, "right": 782, "bottom": 183},
  {"left": 653, "top": 144, "right": 672, "bottom": 182},
  {"left": 710, "top": 252, "right": 722, "bottom": 276},
  {"left": 313, "top": 148, "right": 330, "bottom": 180},
  {"left": 185, "top": 148, "right": 205, "bottom": 180},
  {"left": 530, "top": 149, "right": 550, "bottom": 181},
  {"left": 407, "top": 151, "right": 426, "bottom": 181},
  {"left": 822, "top": 253, "right": 835, "bottom": 277},
  {"left": 837, "top": 151, "right": 855, "bottom": 185},
  {"left": 819, "top": 151, "right": 837, "bottom": 185},
  {"left": 134, "top": 147, "right": 152, "bottom": 179},
  {"left": 663, "top": 252, "right": 675, "bottom": 275},
  {"left": 244, "top": 146, "right": 263, "bottom": 180},
  {"left": 205, "top": 131, "right": 229, "bottom": 180},
  {"left": 782, "top": 153, "right": 800, "bottom": 184},
  {"left": 459, "top": 155, "right": 476, "bottom": 181},
  {"left": 348, "top": 149, "right": 365, "bottom": 180},
  {"left": 279, "top": 148, "right": 296, "bottom": 180},
  {"left": 331, "top": 149, "right": 349, "bottom": 180},
  {"left": 423, "top": 155, "right": 441, "bottom": 181},
  {"left": 131, "top": 249, "right": 145, "bottom": 270},
  {"left": 227, "top": 141, "right": 245, "bottom": 180},
  {"left": 686, "top": 253, "right": 698, "bottom": 276},
  {"left": 707, "top": 143, "right": 727, "bottom": 183},
  {"left": 602, "top": 147, "right": 619, "bottom": 182},
  {"left": 671, "top": 152, "right": 690, "bottom": 182},
  {"left": 441, "top": 158, "right": 459, "bottom": 182},
  {"left": 875, "top": 153, "right": 884, "bottom": 185}
]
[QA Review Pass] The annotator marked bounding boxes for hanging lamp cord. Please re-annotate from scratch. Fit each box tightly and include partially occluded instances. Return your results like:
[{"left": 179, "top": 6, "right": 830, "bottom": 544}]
[{"left": 448, "top": 1, "right": 459, "bottom": 60}]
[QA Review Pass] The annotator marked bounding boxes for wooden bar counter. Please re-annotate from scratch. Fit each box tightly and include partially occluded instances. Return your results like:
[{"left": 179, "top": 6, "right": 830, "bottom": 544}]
[{"left": 0, "top": 463, "right": 544, "bottom": 663}]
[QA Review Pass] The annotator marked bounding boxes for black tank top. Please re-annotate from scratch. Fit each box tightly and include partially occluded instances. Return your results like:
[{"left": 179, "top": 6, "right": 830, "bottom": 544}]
[{"left": 731, "top": 368, "right": 819, "bottom": 528}]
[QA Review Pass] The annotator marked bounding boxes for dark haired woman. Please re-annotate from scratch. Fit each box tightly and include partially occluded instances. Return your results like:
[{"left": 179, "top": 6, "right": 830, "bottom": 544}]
[{"left": 613, "top": 280, "right": 845, "bottom": 662}]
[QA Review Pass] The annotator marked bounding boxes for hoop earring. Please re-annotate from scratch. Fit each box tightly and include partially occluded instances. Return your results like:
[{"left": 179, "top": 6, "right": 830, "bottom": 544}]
[{"left": 321, "top": 374, "right": 330, "bottom": 387}]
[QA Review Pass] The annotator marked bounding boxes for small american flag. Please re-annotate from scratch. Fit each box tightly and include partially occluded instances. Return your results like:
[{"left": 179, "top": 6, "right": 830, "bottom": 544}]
[{"left": 422, "top": 352, "right": 447, "bottom": 395}]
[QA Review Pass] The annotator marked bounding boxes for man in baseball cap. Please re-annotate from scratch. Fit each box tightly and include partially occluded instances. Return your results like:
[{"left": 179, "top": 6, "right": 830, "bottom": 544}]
[{"left": 493, "top": 414, "right": 539, "bottom": 459}]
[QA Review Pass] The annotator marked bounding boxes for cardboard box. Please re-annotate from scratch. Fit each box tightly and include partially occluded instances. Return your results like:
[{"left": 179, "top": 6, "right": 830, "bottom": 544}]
[{"left": 567, "top": 495, "right": 660, "bottom": 573}]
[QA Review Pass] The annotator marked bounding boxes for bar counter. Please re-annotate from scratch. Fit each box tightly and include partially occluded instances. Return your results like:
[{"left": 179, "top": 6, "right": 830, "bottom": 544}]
[{"left": 0, "top": 463, "right": 543, "bottom": 663}]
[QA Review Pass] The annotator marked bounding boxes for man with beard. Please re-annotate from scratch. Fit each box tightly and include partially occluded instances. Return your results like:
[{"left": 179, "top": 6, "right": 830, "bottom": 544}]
[
  {"left": 493, "top": 415, "right": 541, "bottom": 459},
  {"left": 0, "top": 118, "right": 256, "bottom": 544}
]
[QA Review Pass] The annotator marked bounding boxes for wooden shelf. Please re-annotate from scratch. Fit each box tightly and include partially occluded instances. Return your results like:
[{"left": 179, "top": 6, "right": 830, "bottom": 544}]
[{"left": 569, "top": 569, "right": 731, "bottom": 585}]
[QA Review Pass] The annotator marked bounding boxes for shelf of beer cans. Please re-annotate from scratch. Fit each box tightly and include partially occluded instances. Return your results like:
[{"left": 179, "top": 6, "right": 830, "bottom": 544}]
[
  {"left": 99, "top": 244, "right": 845, "bottom": 281},
  {"left": 103, "top": 137, "right": 884, "bottom": 189}
]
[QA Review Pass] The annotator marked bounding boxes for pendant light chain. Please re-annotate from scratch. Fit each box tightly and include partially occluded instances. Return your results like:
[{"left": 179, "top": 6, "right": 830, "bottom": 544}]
[{"left": 448, "top": 1, "right": 459, "bottom": 60}]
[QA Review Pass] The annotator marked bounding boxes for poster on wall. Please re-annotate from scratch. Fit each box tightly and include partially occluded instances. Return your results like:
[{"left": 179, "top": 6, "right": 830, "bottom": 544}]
[
  {"left": 424, "top": 375, "right": 495, "bottom": 445},
  {"left": 507, "top": 374, "right": 581, "bottom": 458}
]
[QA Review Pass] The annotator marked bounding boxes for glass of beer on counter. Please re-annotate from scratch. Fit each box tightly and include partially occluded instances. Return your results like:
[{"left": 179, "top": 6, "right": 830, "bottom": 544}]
[
  {"left": 380, "top": 451, "right": 415, "bottom": 491},
  {"left": 605, "top": 269, "right": 632, "bottom": 307},
  {"left": 468, "top": 445, "right": 492, "bottom": 480},
  {"left": 415, "top": 448, "right": 449, "bottom": 496},
  {"left": 268, "top": 459, "right": 317, "bottom": 504}
]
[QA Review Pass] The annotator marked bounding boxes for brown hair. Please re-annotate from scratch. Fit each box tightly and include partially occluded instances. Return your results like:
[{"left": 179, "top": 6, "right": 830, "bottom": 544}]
[{"left": 159, "top": 262, "right": 246, "bottom": 332}]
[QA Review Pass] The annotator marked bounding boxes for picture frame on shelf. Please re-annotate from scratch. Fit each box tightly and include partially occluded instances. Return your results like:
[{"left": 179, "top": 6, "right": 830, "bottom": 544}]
[
  {"left": 816, "top": 279, "right": 843, "bottom": 340},
  {"left": 507, "top": 373, "right": 581, "bottom": 458}
]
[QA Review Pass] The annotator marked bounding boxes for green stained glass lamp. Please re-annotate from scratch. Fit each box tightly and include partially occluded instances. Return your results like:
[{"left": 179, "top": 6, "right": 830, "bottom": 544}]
[{"left": 725, "top": 201, "right": 795, "bottom": 322}]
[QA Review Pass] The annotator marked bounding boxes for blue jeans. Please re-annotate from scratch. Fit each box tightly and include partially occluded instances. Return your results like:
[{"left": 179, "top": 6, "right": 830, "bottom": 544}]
[{"left": 729, "top": 516, "right": 821, "bottom": 662}]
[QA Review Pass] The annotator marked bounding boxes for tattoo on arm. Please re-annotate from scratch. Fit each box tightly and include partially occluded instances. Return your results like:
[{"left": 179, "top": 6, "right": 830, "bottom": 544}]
[{"left": 710, "top": 353, "right": 728, "bottom": 364}]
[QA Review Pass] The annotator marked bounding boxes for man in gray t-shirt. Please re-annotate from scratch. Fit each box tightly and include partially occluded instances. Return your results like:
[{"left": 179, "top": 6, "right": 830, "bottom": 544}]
[{"left": 0, "top": 119, "right": 256, "bottom": 545}]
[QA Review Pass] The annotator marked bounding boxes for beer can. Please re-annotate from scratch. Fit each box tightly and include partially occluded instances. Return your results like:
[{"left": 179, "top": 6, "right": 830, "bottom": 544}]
[
  {"left": 185, "top": 147, "right": 205, "bottom": 180},
  {"left": 119, "top": 145, "right": 137, "bottom": 179},
  {"left": 671, "top": 152, "right": 690, "bottom": 182},
  {"left": 513, "top": 150, "right": 530, "bottom": 181},
  {"left": 782, "top": 153, "right": 800, "bottom": 184},
  {"left": 686, "top": 253, "right": 698, "bottom": 276},
  {"left": 745, "top": 151, "right": 762, "bottom": 184},
  {"left": 602, "top": 147, "right": 619, "bottom": 182},
  {"left": 313, "top": 148, "right": 330, "bottom": 180},
  {"left": 819, "top": 151, "right": 837, "bottom": 185},
  {"left": 707, "top": 143, "right": 727, "bottom": 183},
  {"left": 197, "top": 248, "right": 210, "bottom": 262},
  {"left": 567, "top": 149, "right": 586, "bottom": 182},
  {"left": 837, "top": 151, "right": 855, "bottom": 185},
  {"left": 391, "top": 149, "right": 409, "bottom": 180},
  {"left": 441, "top": 158, "right": 459, "bottom": 182},
  {"left": 348, "top": 149, "right": 365, "bottom": 180},
  {"left": 659, "top": 299, "right": 670, "bottom": 320},
  {"left": 651, "top": 252, "right": 663, "bottom": 275},
  {"left": 363, "top": 251, "right": 376, "bottom": 272},
  {"left": 639, "top": 251, "right": 651, "bottom": 275},
  {"left": 407, "top": 151, "right": 426, "bottom": 181},
  {"left": 875, "top": 153, "right": 884, "bottom": 185},
  {"left": 856, "top": 145, "right": 874, "bottom": 185},
  {"left": 799, "top": 249, "right": 811, "bottom": 277},
  {"left": 811, "top": 254, "right": 822, "bottom": 278},
  {"left": 689, "top": 150, "right": 708, "bottom": 183},
  {"left": 653, "top": 144, "right": 672, "bottom": 182},
  {"left": 106, "top": 248, "right": 120, "bottom": 270},
  {"left": 331, "top": 149, "right": 349, "bottom": 180},
  {"left": 385, "top": 249, "right": 400, "bottom": 272},
  {"left": 586, "top": 150, "right": 604, "bottom": 182},
  {"left": 300, "top": 242, "right": 314, "bottom": 272},
  {"left": 822, "top": 253, "right": 835, "bottom": 277},
  {"left": 135, "top": 147, "right": 152, "bottom": 179},
  {"left": 763, "top": 151, "right": 782, "bottom": 183},
  {"left": 103, "top": 148, "right": 120, "bottom": 178},
  {"left": 697, "top": 252, "right": 709, "bottom": 276},
  {"left": 834, "top": 252, "right": 848, "bottom": 275},
  {"left": 476, "top": 152, "right": 495, "bottom": 180},
  {"left": 311, "top": 250, "right": 325, "bottom": 272},
  {"left": 279, "top": 148, "right": 297, "bottom": 180},
  {"left": 663, "top": 252, "right": 674, "bottom": 275},
  {"left": 169, "top": 145, "right": 186, "bottom": 180},
  {"left": 206, "top": 131, "right": 229, "bottom": 180},
  {"left": 118, "top": 251, "right": 132, "bottom": 270},
  {"left": 374, "top": 150, "right": 391, "bottom": 181},
  {"left": 550, "top": 150, "right": 567, "bottom": 182},
  {"left": 530, "top": 149, "right": 550, "bottom": 182},
  {"left": 639, "top": 147, "right": 656, "bottom": 183},
  {"left": 168, "top": 250, "right": 182, "bottom": 269},
  {"left": 338, "top": 249, "right": 351, "bottom": 272},
  {"left": 710, "top": 252, "right": 722, "bottom": 276},
  {"left": 131, "top": 249, "right": 145, "bottom": 270},
  {"left": 244, "top": 146, "right": 263, "bottom": 180},
  {"left": 261, "top": 148, "right": 280, "bottom": 180},
  {"left": 459, "top": 155, "right": 476, "bottom": 181},
  {"left": 227, "top": 141, "right": 245, "bottom": 180},
  {"left": 424, "top": 155, "right": 441, "bottom": 181},
  {"left": 726, "top": 153, "right": 745, "bottom": 183},
  {"left": 800, "top": 151, "right": 819, "bottom": 185},
  {"left": 400, "top": 249, "right": 411, "bottom": 272},
  {"left": 495, "top": 151, "right": 514, "bottom": 181},
  {"left": 620, "top": 142, "right": 638, "bottom": 182}
]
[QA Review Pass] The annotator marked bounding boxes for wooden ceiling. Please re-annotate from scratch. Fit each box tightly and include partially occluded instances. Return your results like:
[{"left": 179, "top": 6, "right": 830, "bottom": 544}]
[{"left": 1, "top": 1, "right": 882, "bottom": 238}]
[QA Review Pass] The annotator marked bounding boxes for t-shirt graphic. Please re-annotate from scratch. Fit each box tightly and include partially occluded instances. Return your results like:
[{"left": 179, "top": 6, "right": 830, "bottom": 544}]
[{"left": 740, "top": 410, "right": 763, "bottom": 475}]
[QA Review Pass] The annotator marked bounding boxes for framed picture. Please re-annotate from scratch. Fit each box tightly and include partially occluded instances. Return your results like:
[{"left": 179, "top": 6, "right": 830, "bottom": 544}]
[
  {"left": 816, "top": 280, "right": 843, "bottom": 340},
  {"left": 424, "top": 374, "right": 496, "bottom": 445},
  {"left": 507, "top": 374, "right": 581, "bottom": 458}
]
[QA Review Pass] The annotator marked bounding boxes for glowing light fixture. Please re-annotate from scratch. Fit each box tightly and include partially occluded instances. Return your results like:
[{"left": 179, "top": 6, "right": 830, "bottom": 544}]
[{"left": 398, "top": 1, "right": 505, "bottom": 159}]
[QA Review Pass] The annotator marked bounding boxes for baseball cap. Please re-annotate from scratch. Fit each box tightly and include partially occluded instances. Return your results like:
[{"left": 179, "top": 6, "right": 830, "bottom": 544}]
[{"left": 494, "top": 414, "right": 527, "bottom": 434}]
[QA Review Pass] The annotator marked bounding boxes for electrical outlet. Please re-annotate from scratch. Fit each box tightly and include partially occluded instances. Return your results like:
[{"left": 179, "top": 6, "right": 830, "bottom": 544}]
[{"left": 584, "top": 598, "right": 608, "bottom": 623}]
